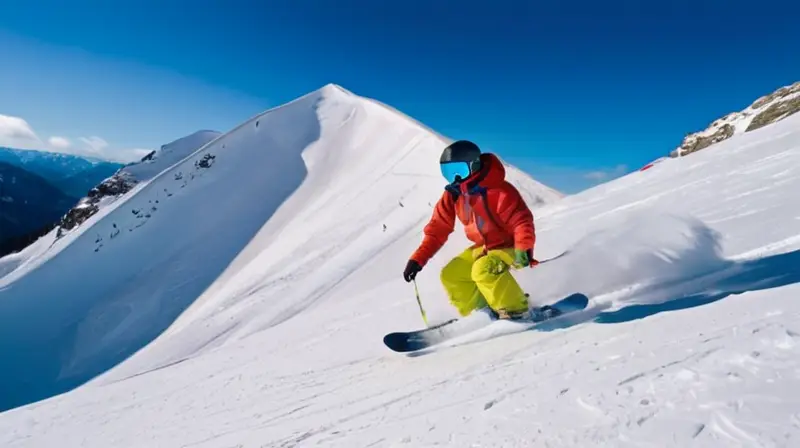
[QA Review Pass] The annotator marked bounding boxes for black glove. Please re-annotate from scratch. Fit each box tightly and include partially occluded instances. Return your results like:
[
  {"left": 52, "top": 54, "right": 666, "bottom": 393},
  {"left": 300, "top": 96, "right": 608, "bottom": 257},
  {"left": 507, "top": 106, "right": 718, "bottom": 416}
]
[{"left": 403, "top": 260, "right": 422, "bottom": 282}]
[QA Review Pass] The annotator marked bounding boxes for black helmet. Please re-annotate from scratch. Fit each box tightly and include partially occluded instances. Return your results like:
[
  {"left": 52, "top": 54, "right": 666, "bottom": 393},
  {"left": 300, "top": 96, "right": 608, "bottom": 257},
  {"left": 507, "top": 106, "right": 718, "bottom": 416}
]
[{"left": 439, "top": 140, "right": 482, "bottom": 184}]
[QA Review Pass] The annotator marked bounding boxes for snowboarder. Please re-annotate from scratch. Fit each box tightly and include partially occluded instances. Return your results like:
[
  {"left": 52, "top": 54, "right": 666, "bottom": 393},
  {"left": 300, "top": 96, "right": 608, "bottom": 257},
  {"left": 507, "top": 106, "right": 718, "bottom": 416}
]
[{"left": 403, "top": 140, "right": 538, "bottom": 320}]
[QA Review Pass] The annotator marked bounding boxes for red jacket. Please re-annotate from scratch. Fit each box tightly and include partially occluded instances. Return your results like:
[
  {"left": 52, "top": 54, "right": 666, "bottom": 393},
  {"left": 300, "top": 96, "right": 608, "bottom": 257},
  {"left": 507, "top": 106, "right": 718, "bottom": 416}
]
[{"left": 411, "top": 153, "right": 536, "bottom": 267}]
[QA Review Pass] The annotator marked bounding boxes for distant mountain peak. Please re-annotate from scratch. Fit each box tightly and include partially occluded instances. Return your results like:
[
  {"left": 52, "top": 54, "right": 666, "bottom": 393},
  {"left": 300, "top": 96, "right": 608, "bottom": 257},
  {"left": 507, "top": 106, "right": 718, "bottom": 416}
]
[
  {"left": 0, "top": 162, "right": 77, "bottom": 257},
  {"left": 319, "top": 83, "right": 356, "bottom": 97},
  {"left": 0, "top": 146, "right": 124, "bottom": 198}
]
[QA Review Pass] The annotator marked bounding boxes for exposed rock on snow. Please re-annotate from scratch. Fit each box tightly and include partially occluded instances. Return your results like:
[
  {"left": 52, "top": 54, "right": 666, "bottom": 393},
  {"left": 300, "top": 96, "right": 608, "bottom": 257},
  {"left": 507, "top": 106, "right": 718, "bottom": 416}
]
[
  {"left": 671, "top": 80, "right": 800, "bottom": 157},
  {"left": 747, "top": 93, "right": 800, "bottom": 132},
  {"left": 54, "top": 130, "right": 221, "bottom": 236},
  {"left": 673, "top": 123, "right": 735, "bottom": 157},
  {"left": 57, "top": 172, "right": 137, "bottom": 233}
]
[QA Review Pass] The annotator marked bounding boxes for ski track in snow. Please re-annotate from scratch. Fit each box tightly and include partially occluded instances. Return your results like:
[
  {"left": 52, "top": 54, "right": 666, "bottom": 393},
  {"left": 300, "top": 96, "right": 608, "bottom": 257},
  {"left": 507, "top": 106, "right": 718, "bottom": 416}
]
[{"left": 1, "top": 86, "right": 800, "bottom": 447}]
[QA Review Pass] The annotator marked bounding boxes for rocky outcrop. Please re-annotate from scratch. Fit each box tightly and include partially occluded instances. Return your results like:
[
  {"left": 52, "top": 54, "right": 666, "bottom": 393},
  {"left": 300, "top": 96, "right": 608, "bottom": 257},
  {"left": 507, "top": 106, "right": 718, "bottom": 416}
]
[
  {"left": 750, "top": 81, "right": 800, "bottom": 111},
  {"left": 57, "top": 171, "right": 137, "bottom": 234},
  {"left": 671, "top": 124, "right": 735, "bottom": 157},
  {"left": 746, "top": 94, "right": 800, "bottom": 132},
  {"left": 672, "top": 80, "right": 800, "bottom": 157}
]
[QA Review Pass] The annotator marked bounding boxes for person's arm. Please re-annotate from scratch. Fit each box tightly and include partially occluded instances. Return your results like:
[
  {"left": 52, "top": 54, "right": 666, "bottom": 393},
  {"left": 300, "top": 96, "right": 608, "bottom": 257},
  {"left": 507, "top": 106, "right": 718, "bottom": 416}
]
[{"left": 410, "top": 191, "right": 457, "bottom": 267}]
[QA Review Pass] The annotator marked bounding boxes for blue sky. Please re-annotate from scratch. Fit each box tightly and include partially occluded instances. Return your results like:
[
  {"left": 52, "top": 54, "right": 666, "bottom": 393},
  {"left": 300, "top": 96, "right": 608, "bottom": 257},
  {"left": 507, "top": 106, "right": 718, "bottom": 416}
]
[{"left": 1, "top": 0, "right": 798, "bottom": 192}]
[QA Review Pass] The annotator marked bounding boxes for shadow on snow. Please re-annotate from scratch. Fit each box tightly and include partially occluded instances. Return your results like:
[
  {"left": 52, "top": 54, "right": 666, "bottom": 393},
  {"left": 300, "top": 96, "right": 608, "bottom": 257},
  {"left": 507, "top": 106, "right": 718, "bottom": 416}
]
[
  {"left": 403, "top": 248, "right": 800, "bottom": 360},
  {"left": 593, "top": 249, "right": 800, "bottom": 324},
  {"left": 536, "top": 249, "right": 800, "bottom": 332},
  {"left": 0, "top": 98, "right": 323, "bottom": 413}
]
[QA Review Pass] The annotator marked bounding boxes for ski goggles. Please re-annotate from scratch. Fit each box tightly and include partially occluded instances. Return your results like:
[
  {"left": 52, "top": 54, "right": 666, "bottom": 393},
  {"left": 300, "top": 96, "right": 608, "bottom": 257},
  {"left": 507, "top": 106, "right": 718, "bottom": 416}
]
[{"left": 440, "top": 161, "right": 472, "bottom": 184}]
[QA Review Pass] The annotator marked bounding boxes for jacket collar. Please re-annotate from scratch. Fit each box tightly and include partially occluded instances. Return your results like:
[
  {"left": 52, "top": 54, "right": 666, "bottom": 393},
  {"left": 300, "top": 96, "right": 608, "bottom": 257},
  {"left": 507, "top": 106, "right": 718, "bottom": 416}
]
[{"left": 445, "top": 153, "right": 505, "bottom": 198}]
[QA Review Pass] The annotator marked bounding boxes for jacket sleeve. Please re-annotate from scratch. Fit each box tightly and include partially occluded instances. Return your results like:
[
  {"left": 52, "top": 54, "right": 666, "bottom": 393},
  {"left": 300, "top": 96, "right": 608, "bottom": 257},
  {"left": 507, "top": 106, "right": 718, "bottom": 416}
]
[
  {"left": 497, "top": 184, "right": 535, "bottom": 252},
  {"left": 410, "top": 192, "right": 456, "bottom": 267}
]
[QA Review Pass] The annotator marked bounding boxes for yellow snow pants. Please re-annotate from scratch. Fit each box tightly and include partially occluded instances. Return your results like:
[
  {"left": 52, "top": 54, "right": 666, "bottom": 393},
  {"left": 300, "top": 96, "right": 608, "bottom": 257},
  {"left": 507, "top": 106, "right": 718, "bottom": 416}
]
[{"left": 440, "top": 246, "right": 529, "bottom": 317}]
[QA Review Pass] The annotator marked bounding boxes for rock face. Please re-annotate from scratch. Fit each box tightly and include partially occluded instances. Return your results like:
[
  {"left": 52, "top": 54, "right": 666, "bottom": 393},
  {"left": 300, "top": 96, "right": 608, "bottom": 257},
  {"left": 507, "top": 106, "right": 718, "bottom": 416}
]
[
  {"left": 673, "top": 123, "right": 736, "bottom": 157},
  {"left": 672, "top": 80, "right": 800, "bottom": 157},
  {"left": 747, "top": 94, "right": 800, "bottom": 132},
  {"left": 57, "top": 172, "right": 137, "bottom": 234}
]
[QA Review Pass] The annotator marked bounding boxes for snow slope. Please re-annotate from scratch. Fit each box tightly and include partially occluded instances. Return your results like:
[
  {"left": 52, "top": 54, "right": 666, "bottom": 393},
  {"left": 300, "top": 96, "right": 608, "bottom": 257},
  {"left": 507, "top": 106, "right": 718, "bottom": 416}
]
[
  {"left": 1, "top": 86, "right": 799, "bottom": 447},
  {"left": 0, "top": 83, "right": 560, "bottom": 413},
  {"left": 0, "top": 130, "right": 220, "bottom": 287},
  {"left": 126, "top": 129, "right": 222, "bottom": 181}
]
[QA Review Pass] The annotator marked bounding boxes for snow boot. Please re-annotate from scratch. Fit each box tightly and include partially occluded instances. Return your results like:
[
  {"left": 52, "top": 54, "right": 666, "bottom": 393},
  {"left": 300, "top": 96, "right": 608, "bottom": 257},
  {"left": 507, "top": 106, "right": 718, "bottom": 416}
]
[
  {"left": 494, "top": 305, "right": 562, "bottom": 322},
  {"left": 495, "top": 308, "right": 532, "bottom": 320},
  {"left": 494, "top": 293, "right": 564, "bottom": 322}
]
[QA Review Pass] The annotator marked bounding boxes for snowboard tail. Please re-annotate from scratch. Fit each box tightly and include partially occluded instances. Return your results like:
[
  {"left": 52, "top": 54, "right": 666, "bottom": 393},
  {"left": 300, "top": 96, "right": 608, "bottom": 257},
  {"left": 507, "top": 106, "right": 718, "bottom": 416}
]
[{"left": 383, "top": 293, "right": 590, "bottom": 353}]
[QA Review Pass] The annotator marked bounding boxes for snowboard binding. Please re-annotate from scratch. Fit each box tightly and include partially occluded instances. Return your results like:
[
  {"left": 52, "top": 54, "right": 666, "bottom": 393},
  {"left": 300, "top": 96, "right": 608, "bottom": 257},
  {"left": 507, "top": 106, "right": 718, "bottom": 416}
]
[
  {"left": 492, "top": 292, "right": 563, "bottom": 322},
  {"left": 493, "top": 305, "right": 562, "bottom": 322}
]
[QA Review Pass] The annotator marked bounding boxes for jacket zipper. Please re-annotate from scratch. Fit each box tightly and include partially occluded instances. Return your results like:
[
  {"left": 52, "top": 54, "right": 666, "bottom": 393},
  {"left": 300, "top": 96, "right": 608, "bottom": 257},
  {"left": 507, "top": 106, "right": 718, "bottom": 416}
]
[
  {"left": 479, "top": 189, "right": 507, "bottom": 249},
  {"left": 479, "top": 190, "right": 504, "bottom": 231},
  {"left": 463, "top": 193, "right": 487, "bottom": 250}
]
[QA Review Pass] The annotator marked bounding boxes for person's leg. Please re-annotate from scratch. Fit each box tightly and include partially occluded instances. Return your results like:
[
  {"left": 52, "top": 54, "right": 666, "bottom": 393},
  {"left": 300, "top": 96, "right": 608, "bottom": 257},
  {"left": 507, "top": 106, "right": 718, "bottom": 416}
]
[
  {"left": 470, "top": 248, "right": 529, "bottom": 316},
  {"left": 440, "top": 247, "right": 487, "bottom": 316}
]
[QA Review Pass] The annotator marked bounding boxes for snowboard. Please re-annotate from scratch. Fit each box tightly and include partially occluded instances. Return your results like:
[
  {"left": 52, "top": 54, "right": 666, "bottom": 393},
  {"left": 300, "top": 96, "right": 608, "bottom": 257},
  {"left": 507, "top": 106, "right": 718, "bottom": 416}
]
[{"left": 383, "top": 293, "right": 589, "bottom": 353}]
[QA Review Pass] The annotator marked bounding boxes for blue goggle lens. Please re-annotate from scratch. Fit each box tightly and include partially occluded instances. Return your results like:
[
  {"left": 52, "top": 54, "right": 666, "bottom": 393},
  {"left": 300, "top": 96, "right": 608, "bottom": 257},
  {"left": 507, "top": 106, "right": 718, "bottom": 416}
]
[{"left": 440, "top": 161, "right": 471, "bottom": 183}]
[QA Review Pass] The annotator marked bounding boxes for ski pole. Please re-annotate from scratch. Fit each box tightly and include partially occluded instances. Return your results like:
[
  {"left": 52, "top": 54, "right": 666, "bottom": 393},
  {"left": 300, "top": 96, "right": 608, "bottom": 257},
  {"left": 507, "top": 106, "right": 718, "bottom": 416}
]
[{"left": 412, "top": 279, "right": 429, "bottom": 327}]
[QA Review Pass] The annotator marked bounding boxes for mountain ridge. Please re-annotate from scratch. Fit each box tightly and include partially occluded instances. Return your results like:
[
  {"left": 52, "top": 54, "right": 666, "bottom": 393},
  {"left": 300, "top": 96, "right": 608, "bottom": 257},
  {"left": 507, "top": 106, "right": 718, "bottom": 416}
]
[
  {"left": 671, "top": 80, "right": 800, "bottom": 157},
  {"left": 0, "top": 146, "right": 123, "bottom": 198}
]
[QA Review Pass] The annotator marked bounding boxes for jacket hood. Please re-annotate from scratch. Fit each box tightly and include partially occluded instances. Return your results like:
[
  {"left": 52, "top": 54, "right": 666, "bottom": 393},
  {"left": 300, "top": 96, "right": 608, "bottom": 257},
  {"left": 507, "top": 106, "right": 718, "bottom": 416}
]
[
  {"left": 461, "top": 153, "right": 505, "bottom": 191},
  {"left": 477, "top": 153, "right": 506, "bottom": 187}
]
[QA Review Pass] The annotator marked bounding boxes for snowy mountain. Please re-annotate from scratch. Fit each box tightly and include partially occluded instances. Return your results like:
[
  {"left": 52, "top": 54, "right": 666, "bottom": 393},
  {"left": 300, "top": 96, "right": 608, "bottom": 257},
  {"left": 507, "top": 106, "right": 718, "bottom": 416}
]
[
  {"left": 671, "top": 80, "right": 800, "bottom": 157},
  {"left": 0, "top": 162, "right": 78, "bottom": 256},
  {"left": 0, "top": 146, "right": 123, "bottom": 197},
  {"left": 1, "top": 83, "right": 798, "bottom": 447},
  {"left": 56, "top": 129, "right": 221, "bottom": 234},
  {"left": 127, "top": 129, "right": 222, "bottom": 180},
  {"left": 0, "top": 84, "right": 560, "bottom": 413}
]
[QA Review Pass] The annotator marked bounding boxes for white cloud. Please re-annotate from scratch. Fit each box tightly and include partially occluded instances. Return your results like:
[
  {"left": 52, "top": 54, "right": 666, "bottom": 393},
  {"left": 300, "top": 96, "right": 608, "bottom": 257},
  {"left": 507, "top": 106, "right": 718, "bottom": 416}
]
[
  {"left": 78, "top": 136, "right": 110, "bottom": 157},
  {"left": 48, "top": 136, "right": 71, "bottom": 149},
  {"left": 0, "top": 113, "right": 151, "bottom": 163},
  {"left": 584, "top": 164, "right": 628, "bottom": 182},
  {"left": 76, "top": 137, "right": 149, "bottom": 163},
  {"left": 584, "top": 171, "right": 610, "bottom": 182},
  {"left": 0, "top": 114, "right": 42, "bottom": 149},
  {"left": 125, "top": 148, "right": 154, "bottom": 161}
]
